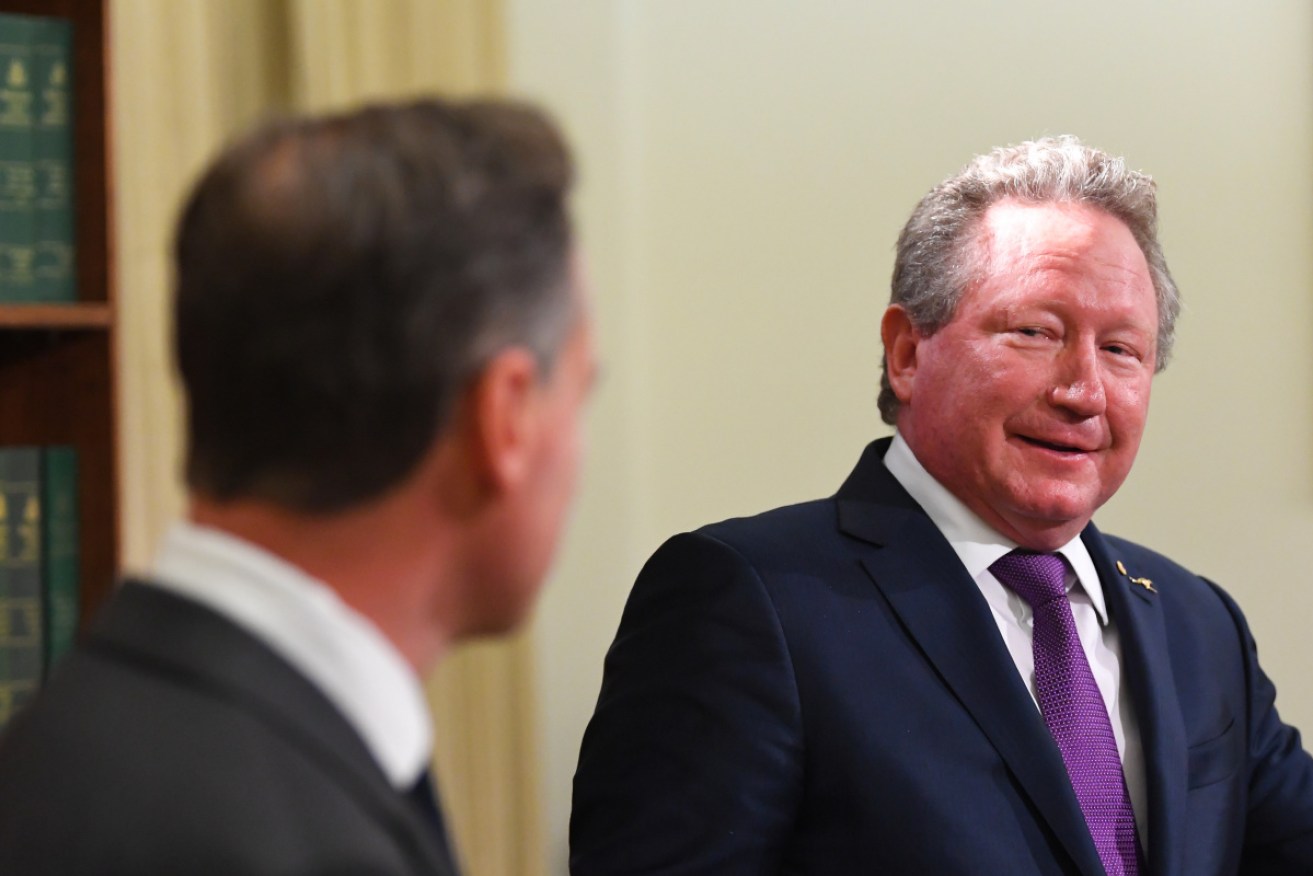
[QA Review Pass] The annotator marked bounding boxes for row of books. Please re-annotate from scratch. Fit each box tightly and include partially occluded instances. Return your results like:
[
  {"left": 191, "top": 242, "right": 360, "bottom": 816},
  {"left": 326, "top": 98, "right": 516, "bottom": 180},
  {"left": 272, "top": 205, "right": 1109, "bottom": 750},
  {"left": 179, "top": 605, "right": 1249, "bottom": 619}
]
[
  {"left": 0, "top": 445, "right": 78, "bottom": 733},
  {"left": 0, "top": 11, "right": 75, "bottom": 303}
]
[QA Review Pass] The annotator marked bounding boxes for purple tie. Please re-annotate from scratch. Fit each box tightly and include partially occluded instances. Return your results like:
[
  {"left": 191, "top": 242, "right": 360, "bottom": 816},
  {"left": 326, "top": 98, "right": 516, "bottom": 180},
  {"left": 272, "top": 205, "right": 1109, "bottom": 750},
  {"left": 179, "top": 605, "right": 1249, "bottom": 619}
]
[{"left": 990, "top": 550, "right": 1141, "bottom": 876}]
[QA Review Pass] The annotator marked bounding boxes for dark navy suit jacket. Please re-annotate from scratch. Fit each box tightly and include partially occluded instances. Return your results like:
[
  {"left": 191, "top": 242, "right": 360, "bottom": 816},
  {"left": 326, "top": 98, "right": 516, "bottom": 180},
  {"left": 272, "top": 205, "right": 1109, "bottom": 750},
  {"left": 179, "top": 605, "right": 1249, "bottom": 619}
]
[
  {"left": 0, "top": 582, "right": 457, "bottom": 876},
  {"left": 571, "top": 438, "right": 1313, "bottom": 875}
]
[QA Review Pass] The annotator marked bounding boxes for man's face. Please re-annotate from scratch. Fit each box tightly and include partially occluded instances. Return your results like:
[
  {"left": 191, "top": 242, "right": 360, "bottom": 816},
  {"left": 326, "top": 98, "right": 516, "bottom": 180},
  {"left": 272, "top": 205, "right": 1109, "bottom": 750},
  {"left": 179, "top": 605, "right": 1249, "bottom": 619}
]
[
  {"left": 468, "top": 266, "right": 598, "bottom": 635},
  {"left": 887, "top": 200, "right": 1159, "bottom": 550},
  {"left": 518, "top": 290, "right": 598, "bottom": 599}
]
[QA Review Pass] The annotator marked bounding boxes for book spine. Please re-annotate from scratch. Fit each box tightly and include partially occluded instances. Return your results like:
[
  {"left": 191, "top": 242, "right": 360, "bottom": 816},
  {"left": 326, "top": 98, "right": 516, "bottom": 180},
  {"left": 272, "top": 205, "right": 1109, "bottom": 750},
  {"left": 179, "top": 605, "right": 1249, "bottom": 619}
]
[
  {"left": 31, "top": 16, "right": 73, "bottom": 302},
  {"left": 0, "top": 446, "right": 43, "bottom": 732},
  {"left": 0, "top": 14, "right": 37, "bottom": 303},
  {"left": 41, "top": 446, "right": 77, "bottom": 672}
]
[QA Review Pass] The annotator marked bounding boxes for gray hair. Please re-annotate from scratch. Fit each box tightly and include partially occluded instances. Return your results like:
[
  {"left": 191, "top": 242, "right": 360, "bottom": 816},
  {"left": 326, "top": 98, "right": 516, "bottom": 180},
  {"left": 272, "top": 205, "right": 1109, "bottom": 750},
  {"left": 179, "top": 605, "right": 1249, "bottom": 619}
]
[{"left": 878, "top": 135, "right": 1180, "bottom": 425}]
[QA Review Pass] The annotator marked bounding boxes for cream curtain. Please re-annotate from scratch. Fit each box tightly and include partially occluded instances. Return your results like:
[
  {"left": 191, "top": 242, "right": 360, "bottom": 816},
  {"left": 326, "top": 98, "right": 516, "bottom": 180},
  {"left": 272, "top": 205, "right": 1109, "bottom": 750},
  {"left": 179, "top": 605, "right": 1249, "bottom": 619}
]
[{"left": 111, "top": 3, "right": 543, "bottom": 874}]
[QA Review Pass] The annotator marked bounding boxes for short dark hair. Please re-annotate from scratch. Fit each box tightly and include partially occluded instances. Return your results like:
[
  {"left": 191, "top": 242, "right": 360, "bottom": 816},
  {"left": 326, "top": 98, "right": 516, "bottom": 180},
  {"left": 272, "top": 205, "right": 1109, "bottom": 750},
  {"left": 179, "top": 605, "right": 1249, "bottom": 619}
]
[
  {"left": 878, "top": 135, "right": 1180, "bottom": 425},
  {"left": 174, "top": 97, "right": 576, "bottom": 512}
]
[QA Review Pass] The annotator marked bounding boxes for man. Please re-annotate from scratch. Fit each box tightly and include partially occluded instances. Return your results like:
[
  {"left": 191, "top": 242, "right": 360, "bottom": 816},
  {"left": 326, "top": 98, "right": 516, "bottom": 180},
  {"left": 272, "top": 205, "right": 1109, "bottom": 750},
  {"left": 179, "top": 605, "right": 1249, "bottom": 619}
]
[
  {"left": 571, "top": 137, "right": 1313, "bottom": 875},
  {"left": 0, "top": 97, "right": 594, "bottom": 874}
]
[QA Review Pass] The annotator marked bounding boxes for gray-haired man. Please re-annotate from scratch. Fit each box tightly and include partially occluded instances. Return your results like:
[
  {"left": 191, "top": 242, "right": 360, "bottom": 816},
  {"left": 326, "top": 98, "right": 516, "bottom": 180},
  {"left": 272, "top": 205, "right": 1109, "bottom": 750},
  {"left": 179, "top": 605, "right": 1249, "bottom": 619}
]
[{"left": 571, "top": 136, "right": 1313, "bottom": 875}]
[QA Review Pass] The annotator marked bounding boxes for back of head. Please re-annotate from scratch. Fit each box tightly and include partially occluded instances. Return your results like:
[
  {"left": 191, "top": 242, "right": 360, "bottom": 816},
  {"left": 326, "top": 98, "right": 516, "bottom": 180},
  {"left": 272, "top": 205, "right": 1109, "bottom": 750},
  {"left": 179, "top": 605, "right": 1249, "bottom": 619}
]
[
  {"left": 174, "top": 98, "right": 575, "bottom": 512},
  {"left": 878, "top": 135, "right": 1180, "bottom": 425}
]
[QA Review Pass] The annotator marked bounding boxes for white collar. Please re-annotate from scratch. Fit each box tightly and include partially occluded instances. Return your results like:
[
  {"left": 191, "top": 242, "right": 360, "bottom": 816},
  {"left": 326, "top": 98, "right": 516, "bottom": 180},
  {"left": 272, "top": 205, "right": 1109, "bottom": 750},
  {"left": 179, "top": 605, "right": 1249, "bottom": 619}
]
[
  {"left": 150, "top": 521, "right": 433, "bottom": 788},
  {"left": 882, "top": 432, "right": 1109, "bottom": 624}
]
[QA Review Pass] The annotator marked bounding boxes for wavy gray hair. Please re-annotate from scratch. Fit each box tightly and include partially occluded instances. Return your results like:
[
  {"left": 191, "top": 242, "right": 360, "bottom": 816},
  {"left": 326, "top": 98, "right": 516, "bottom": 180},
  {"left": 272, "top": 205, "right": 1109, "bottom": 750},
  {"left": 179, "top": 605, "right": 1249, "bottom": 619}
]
[{"left": 878, "top": 135, "right": 1180, "bottom": 425}]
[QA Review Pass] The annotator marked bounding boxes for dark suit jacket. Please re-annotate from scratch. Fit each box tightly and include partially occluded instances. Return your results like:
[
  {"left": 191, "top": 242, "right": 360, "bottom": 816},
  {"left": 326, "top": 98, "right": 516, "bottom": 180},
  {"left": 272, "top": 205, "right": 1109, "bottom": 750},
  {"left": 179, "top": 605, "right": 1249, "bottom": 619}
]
[
  {"left": 571, "top": 439, "right": 1313, "bottom": 875},
  {"left": 0, "top": 581, "right": 457, "bottom": 876}
]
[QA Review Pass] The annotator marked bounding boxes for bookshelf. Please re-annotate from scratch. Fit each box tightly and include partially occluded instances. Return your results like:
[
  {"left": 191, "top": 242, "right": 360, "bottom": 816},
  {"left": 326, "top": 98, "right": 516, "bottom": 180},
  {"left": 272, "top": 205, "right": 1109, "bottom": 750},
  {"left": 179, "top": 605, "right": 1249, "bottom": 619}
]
[{"left": 0, "top": 0, "right": 117, "bottom": 631}]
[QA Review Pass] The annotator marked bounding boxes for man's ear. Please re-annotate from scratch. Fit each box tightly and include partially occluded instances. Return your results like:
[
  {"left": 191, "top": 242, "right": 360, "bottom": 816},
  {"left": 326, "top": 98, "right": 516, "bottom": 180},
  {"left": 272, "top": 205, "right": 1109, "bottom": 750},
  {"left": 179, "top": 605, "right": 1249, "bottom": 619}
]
[
  {"left": 881, "top": 304, "right": 921, "bottom": 406},
  {"left": 465, "top": 347, "right": 542, "bottom": 493}
]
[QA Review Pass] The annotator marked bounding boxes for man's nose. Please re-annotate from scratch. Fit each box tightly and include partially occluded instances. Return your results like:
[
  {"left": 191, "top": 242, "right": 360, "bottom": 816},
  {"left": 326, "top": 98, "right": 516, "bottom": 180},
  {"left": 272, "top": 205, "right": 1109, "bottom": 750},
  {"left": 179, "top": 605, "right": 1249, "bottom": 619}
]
[{"left": 1047, "top": 341, "right": 1105, "bottom": 416}]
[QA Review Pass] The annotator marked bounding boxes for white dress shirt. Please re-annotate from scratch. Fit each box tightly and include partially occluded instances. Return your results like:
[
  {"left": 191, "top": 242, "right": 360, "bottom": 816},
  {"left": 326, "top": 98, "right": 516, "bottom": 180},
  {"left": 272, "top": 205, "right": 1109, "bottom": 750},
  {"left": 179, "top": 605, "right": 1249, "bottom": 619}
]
[
  {"left": 149, "top": 521, "right": 432, "bottom": 791},
  {"left": 883, "top": 433, "right": 1147, "bottom": 839}
]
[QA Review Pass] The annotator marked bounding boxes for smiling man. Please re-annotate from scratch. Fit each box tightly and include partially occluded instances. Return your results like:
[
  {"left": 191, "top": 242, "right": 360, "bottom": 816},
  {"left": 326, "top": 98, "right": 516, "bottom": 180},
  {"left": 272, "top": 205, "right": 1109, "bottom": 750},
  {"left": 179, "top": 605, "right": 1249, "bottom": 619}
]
[
  {"left": 571, "top": 137, "right": 1313, "bottom": 875},
  {"left": 885, "top": 198, "right": 1157, "bottom": 552}
]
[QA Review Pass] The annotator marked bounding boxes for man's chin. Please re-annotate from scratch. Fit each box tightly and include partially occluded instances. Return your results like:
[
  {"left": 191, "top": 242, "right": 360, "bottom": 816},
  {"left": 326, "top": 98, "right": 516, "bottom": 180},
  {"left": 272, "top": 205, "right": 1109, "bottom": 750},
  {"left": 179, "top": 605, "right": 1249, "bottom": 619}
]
[
  {"left": 998, "top": 495, "right": 1101, "bottom": 550},
  {"left": 459, "top": 592, "right": 541, "bottom": 640}
]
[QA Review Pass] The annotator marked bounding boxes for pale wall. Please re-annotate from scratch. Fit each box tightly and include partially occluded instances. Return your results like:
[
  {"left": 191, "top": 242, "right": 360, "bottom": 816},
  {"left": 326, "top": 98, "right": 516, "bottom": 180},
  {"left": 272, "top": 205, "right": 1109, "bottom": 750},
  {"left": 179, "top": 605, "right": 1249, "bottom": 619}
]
[{"left": 510, "top": 2, "right": 1313, "bottom": 871}]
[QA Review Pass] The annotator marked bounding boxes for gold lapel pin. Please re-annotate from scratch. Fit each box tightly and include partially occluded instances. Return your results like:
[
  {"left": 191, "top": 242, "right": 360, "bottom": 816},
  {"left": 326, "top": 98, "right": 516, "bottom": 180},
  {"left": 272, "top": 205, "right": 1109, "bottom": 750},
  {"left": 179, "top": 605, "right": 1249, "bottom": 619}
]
[{"left": 1116, "top": 560, "right": 1156, "bottom": 593}]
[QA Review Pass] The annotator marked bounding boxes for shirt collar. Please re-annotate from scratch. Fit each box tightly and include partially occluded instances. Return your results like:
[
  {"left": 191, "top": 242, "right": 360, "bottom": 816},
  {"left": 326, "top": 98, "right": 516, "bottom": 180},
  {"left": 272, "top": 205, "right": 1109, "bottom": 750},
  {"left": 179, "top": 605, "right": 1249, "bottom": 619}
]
[
  {"left": 150, "top": 521, "right": 433, "bottom": 788},
  {"left": 883, "top": 432, "right": 1108, "bottom": 624}
]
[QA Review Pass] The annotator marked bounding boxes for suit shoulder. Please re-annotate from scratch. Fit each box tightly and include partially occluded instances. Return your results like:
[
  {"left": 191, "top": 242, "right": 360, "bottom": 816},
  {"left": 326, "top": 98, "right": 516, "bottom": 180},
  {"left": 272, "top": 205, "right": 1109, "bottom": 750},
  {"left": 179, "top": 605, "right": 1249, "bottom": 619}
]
[
  {"left": 0, "top": 654, "right": 414, "bottom": 873},
  {"left": 624, "top": 499, "right": 841, "bottom": 610},
  {"left": 694, "top": 498, "right": 837, "bottom": 556}
]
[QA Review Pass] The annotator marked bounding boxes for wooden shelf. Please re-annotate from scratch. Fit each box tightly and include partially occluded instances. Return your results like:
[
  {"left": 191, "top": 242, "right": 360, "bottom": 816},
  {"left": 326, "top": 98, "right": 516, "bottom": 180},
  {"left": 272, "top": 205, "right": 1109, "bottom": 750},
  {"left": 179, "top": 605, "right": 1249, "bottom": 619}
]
[
  {"left": 0, "top": 0, "right": 118, "bottom": 632},
  {"left": 0, "top": 303, "right": 112, "bottom": 329}
]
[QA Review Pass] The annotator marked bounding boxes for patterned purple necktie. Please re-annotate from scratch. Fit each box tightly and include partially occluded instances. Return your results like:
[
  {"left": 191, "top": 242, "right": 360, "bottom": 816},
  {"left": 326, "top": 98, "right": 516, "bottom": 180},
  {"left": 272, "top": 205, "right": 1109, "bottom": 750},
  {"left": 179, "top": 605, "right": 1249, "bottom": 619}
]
[{"left": 990, "top": 550, "right": 1142, "bottom": 876}]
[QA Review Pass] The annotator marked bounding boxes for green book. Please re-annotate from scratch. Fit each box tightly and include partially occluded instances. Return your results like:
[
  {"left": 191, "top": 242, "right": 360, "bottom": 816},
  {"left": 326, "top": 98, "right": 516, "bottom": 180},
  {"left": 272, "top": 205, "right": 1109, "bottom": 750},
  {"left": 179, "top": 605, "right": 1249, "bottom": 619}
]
[
  {"left": 31, "top": 16, "right": 73, "bottom": 302},
  {"left": 41, "top": 446, "right": 77, "bottom": 672},
  {"left": 0, "top": 14, "right": 37, "bottom": 303},
  {"left": 0, "top": 446, "right": 43, "bottom": 733}
]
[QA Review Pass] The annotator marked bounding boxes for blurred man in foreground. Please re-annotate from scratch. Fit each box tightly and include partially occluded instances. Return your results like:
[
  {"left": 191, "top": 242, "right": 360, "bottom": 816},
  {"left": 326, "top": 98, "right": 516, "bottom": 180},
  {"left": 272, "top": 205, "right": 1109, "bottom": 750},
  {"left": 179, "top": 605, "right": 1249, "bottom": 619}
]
[{"left": 0, "top": 96, "right": 594, "bottom": 875}]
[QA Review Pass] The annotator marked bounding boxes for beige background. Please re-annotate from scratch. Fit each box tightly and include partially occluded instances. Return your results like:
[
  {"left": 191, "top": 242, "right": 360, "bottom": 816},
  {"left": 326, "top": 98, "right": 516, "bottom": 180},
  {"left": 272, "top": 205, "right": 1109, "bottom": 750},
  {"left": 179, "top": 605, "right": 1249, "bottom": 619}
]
[
  {"left": 510, "top": 1, "right": 1313, "bottom": 871},
  {"left": 107, "top": 1, "right": 1313, "bottom": 874}
]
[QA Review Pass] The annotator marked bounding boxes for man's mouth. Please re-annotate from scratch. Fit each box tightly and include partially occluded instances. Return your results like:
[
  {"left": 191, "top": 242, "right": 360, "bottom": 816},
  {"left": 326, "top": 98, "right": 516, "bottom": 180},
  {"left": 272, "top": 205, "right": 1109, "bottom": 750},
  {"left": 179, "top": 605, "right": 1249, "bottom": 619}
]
[{"left": 1017, "top": 435, "right": 1092, "bottom": 454}]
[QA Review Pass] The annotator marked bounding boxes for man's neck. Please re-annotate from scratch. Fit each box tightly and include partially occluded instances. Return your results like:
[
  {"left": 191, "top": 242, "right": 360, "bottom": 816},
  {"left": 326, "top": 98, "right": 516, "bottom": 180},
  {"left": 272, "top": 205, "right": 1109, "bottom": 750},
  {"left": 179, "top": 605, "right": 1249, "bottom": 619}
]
[{"left": 188, "top": 493, "right": 458, "bottom": 673}]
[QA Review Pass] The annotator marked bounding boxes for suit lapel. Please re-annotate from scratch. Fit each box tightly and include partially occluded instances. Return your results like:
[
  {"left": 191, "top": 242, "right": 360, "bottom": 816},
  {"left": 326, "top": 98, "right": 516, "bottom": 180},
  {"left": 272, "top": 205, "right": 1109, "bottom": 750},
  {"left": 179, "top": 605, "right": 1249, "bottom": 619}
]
[
  {"left": 836, "top": 439, "right": 1106, "bottom": 876},
  {"left": 1083, "top": 528, "right": 1188, "bottom": 876},
  {"left": 89, "top": 582, "right": 457, "bottom": 876}
]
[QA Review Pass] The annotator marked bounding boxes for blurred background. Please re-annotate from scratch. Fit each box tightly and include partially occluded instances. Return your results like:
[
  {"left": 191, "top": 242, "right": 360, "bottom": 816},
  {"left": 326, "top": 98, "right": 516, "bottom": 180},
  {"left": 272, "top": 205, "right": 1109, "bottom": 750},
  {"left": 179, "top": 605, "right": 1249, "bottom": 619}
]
[{"left": 111, "top": 1, "right": 1312, "bottom": 873}]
